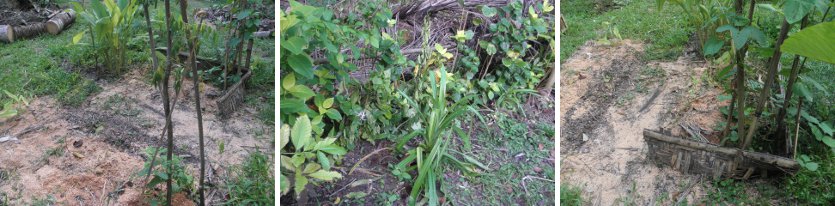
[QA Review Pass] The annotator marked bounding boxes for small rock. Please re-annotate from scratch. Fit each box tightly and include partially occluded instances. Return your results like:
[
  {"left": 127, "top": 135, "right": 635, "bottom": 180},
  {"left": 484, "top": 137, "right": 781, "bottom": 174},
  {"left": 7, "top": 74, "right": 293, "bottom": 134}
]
[
  {"left": 533, "top": 166, "right": 543, "bottom": 173},
  {"left": 73, "top": 140, "right": 83, "bottom": 148},
  {"left": 582, "top": 133, "right": 589, "bottom": 142}
]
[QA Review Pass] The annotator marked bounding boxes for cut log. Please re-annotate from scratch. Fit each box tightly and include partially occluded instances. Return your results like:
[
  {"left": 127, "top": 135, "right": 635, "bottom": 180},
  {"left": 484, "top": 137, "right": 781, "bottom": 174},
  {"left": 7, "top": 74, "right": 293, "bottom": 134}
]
[
  {"left": 0, "top": 25, "right": 13, "bottom": 43},
  {"left": 46, "top": 9, "right": 76, "bottom": 35},
  {"left": 11, "top": 23, "right": 46, "bottom": 40},
  {"left": 253, "top": 30, "right": 272, "bottom": 38},
  {"left": 644, "top": 129, "right": 799, "bottom": 180}
]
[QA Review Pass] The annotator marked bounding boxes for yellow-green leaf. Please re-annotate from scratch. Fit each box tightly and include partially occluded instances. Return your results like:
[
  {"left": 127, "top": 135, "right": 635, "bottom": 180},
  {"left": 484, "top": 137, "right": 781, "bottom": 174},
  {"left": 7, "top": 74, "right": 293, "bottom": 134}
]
[
  {"left": 282, "top": 73, "right": 296, "bottom": 91},
  {"left": 323, "top": 98, "right": 334, "bottom": 109},
  {"left": 72, "top": 32, "right": 85, "bottom": 44},
  {"left": 291, "top": 115, "right": 312, "bottom": 151},
  {"left": 280, "top": 124, "right": 290, "bottom": 150},
  {"left": 308, "top": 170, "right": 342, "bottom": 181},
  {"left": 294, "top": 172, "right": 308, "bottom": 197}
]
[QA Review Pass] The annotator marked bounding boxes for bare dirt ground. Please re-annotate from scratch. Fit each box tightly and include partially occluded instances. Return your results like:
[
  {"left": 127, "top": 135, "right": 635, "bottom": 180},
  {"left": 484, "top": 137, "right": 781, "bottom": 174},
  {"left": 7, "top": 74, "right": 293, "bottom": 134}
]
[
  {"left": 560, "top": 40, "right": 727, "bottom": 205},
  {"left": 0, "top": 70, "right": 273, "bottom": 205}
]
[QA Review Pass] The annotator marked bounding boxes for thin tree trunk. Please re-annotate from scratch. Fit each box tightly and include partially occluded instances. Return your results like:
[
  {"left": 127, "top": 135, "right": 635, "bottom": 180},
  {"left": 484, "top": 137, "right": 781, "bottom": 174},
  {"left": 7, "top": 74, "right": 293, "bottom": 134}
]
[
  {"left": 141, "top": 1, "right": 165, "bottom": 182},
  {"left": 176, "top": 0, "right": 207, "bottom": 205},
  {"left": 741, "top": 18, "right": 791, "bottom": 150},
  {"left": 733, "top": 0, "right": 749, "bottom": 150},
  {"left": 774, "top": 15, "right": 811, "bottom": 147},
  {"left": 162, "top": 0, "right": 176, "bottom": 204}
]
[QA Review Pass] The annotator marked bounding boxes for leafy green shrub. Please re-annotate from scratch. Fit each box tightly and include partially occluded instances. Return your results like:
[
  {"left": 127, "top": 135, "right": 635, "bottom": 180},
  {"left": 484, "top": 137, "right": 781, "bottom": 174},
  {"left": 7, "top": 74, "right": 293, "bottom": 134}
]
[
  {"left": 71, "top": 0, "right": 140, "bottom": 73},
  {"left": 467, "top": 2, "right": 553, "bottom": 106},
  {"left": 137, "top": 147, "right": 194, "bottom": 205},
  {"left": 224, "top": 152, "right": 274, "bottom": 205}
]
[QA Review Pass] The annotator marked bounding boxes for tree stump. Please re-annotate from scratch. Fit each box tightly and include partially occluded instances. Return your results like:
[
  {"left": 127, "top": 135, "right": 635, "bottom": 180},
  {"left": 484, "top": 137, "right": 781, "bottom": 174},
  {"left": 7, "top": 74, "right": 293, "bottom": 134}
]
[
  {"left": 0, "top": 25, "right": 13, "bottom": 43},
  {"left": 46, "top": 9, "right": 75, "bottom": 35}
]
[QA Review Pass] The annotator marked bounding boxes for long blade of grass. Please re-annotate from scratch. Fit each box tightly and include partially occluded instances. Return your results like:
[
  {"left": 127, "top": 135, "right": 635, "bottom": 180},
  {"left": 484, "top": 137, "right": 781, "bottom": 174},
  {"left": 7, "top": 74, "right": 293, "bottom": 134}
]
[{"left": 453, "top": 126, "right": 472, "bottom": 152}]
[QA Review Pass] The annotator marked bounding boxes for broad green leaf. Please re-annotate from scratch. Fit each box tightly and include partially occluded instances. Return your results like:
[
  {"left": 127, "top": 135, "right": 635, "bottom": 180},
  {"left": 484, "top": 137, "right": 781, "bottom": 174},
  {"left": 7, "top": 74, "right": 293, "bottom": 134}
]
[
  {"left": 294, "top": 172, "right": 308, "bottom": 197},
  {"left": 756, "top": 3, "right": 782, "bottom": 14},
  {"left": 290, "top": 85, "right": 316, "bottom": 101},
  {"left": 323, "top": 98, "right": 334, "bottom": 108},
  {"left": 319, "top": 144, "right": 347, "bottom": 155},
  {"left": 811, "top": 125, "right": 824, "bottom": 141},
  {"left": 280, "top": 124, "right": 290, "bottom": 150},
  {"left": 280, "top": 13, "right": 299, "bottom": 33},
  {"left": 823, "top": 136, "right": 835, "bottom": 148},
  {"left": 282, "top": 73, "right": 296, "bottom": 91},
  {"left": 291, "top": 115, "right": 312, "bottom": 151},
  {"left": 280, "top": 97, "right": 314, "bottom": 114},
  {"left": 309, "top": 170, "right": 342, "bottom": 181},
  {"left": 704, "top": 36, "right": 724, "bottom": 56},
  {"left": 290, "top": 0, "right": 318, "bottom": 17},
  {"left": 291, "top": 154, "right": 306, "bottom": 167},
  {"left": 819, "top": 122, "right": 833, "bottom": 136},
  {"left": 481, "top": 6, "right": 497, "bottom": 17},
  {"left": 793, "top": 82, "right": 814, "bottom": 103},
  {"left": 805, "top": 161, "right": 819, "bottom": 171},
  {"left": 280, "top": 155, "right": 296, "bottom": 171},
  {"left": 303, "top": 163, "right": 321, "bottom": 174},
  {"left": 325, "top": 108, "right": 342, "bottom": 120},
  {"left": 287, "top": 54, "right": 314, "bottom": 79},
  {"left": 282, "top": 37, "right": 308, "bottom": 55},
  {"left": 784, "top": 0, "right": 816, "bottom": 24},
  {"left": 801, "top": 110, "right": 820, "bottom": 124},
  {"left": 317, "top": 151, "right": 331, "bottom": 170},
  {"left": 280, "top": 173, "right": 290, "bottom": 195},
  {"left": 781, "top": 21, "right": 835, "bottom": 65},
  {"left": 313, "top": 137, "right": 337, "bottom": 150}
]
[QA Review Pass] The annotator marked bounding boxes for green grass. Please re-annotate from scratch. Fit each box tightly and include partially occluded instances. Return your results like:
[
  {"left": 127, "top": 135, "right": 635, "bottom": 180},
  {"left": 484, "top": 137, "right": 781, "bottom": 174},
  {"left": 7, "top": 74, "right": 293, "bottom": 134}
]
[
  {"left": 0, "top": 25, "right": 101, "bottom": 107},
  {"left": 441, "top": 112, "right": 555, "bottom": 205},
  {"left": 560, "top": 184, "right": 585, "bottom": 206},
  {"left": 560, "top": 0, "right": 692, "bottom": 62},
  {"left": 224, "top": 152, "right": 275, "bottom": 205}
]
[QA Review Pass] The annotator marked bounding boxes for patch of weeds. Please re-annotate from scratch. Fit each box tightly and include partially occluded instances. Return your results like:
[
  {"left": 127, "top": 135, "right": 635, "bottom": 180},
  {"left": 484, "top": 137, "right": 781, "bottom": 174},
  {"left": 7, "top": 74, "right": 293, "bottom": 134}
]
[
  {"left": 704, "top": 179, "right": 749, "bottom": 205},
  {"left": 224, "top": 152, "right": 274, "bottom": 205},
  {"left": 560, "top": 184, "right": 585, "bottom": 206},
  {"left": 616, "top": 92, "right": 636, "bottom": 107},
  {"left": 375, "top": 192, "right": 399, "bottom": 206},
  {"left": 137, "top": 147, "right": 194, "bottom": 205},
  {"left": 30, "top": 195, "right": 56, "bottom": 206},
  {"left": 615, "top": 181, "right": 642, "bottom": 206},
  {"left": 786, "top": 153, "right": 835, "bottom": 204}
]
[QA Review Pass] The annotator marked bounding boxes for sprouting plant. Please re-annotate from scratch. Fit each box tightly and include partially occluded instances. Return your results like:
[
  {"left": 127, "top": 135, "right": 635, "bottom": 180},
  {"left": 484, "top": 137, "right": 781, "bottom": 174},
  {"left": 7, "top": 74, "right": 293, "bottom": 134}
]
[
  {"left": 393, "top": 66, "right": 488, "bottom": 206},
  {"left": 279, "top": 114, "right": 347, "bottom": 198},
  {"left": 137, "top": 147, "right": 194, "bottom": 206},
  {"left": 0, "top": 90, "right": 29, "bottom": 121}
]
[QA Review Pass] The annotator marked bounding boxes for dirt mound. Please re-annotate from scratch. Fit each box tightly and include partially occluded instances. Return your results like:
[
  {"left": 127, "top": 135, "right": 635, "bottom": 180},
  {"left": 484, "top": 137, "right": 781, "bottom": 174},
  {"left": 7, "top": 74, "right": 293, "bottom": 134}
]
[
  {"left": 0, "top": 69, "right": 272, "bottom": 205},
  {"left": 560, "top": 40, "right": 726, "bottom": 205}
]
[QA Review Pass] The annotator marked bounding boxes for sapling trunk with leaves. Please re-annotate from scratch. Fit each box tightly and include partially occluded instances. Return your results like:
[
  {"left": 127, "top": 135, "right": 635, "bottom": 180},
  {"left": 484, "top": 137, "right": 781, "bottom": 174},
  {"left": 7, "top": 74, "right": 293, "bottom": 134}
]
[
  {"left": 742, "top": 18, "right": 792, "bottom": 151},
  {"left": 175, "top": 0, "right": 207, "bottom": 205},
  {"left": 732, "top": 0, "right": 751, "bottom": 150},
  {"left": 776, "top": 8, "right": 830, "bottom": 146},
  {"left": 162, "top": 0, "right": 176, "bottom": 204}
]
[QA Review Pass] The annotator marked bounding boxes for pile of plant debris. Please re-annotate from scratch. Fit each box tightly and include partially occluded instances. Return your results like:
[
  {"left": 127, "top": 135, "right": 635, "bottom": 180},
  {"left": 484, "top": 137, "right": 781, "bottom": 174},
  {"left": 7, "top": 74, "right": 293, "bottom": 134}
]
[{"left": 0, "top": 0, "right": 59, "bottom": 26}]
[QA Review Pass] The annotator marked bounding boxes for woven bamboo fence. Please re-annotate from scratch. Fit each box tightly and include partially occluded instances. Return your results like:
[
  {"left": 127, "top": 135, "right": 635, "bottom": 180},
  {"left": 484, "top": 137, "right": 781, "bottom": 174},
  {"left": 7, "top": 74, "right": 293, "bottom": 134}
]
[{"left": 644, "top": 129, "right": 799, "bottom": 180}]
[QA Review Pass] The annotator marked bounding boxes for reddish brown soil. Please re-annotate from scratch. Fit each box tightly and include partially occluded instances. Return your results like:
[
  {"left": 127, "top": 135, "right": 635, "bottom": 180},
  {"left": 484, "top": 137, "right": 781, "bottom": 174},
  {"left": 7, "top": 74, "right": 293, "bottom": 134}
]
[{"left": 0, "top": 69, "right": 272, "bottom": 205}]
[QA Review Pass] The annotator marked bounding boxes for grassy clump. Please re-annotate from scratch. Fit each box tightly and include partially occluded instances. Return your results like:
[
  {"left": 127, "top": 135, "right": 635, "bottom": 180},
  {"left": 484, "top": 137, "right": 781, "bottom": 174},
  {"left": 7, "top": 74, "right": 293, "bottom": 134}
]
[
  {"left": 560, "top": 184, "right": 584, "bottom": 206},
  {"left": 225, "top": 152, "right": 274, "bottom": 205}
]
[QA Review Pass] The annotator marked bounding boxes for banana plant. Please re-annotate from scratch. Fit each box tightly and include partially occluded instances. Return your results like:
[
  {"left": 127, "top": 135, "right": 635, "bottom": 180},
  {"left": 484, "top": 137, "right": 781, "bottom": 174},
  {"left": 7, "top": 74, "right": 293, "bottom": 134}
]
[{"left": 71, "top": 0, "right": 139, "bottom": 73}]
